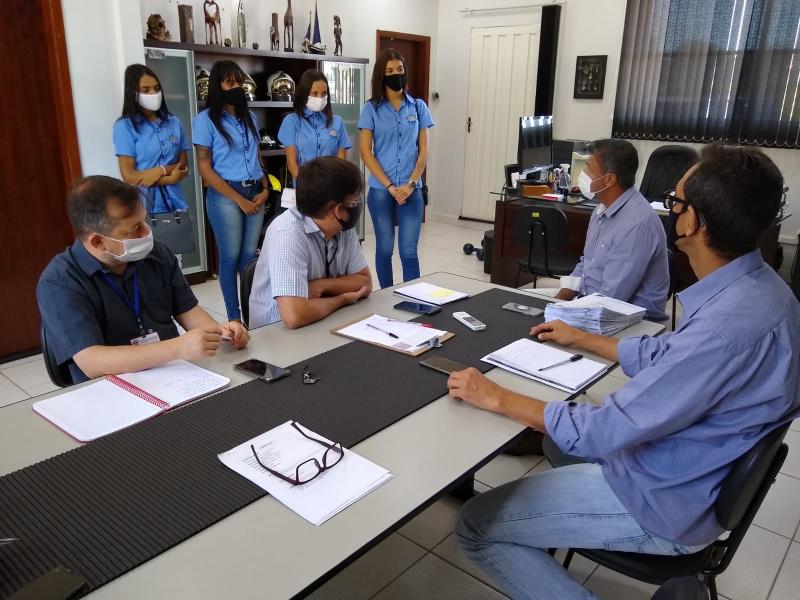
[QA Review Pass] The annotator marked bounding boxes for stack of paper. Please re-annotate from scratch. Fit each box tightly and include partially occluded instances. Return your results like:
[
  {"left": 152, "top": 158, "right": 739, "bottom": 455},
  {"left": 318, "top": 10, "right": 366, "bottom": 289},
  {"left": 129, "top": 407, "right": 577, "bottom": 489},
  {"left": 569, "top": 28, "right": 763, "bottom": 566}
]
[
  {"left": 544, "top": 293, "right": 647, "bottom": 335},
  {"left": 337, "top": 314, "right": 448, "bottom": 354},
  {"left": 483, "top": 338, "right": 608, "bottom": 392},
  {"left": 394, "top": 282, "right": 469, "bottom": 305},
  {"left": 219, "top": 421, "right": 392, "bottom": 525}
]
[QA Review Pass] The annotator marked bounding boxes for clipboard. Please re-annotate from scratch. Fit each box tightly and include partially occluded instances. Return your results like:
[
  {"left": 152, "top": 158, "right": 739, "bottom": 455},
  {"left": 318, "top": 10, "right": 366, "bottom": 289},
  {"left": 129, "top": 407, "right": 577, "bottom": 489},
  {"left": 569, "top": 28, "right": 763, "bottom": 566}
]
[{"left": 332, "top": 314, "right": 455, "bottom": 357}]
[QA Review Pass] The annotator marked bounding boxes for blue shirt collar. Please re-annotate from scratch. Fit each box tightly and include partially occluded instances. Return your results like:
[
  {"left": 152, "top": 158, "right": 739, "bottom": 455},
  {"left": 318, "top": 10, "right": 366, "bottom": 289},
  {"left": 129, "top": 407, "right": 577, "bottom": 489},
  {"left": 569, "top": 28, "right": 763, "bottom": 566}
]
[
  {"left": 290, "top": 206, "right": 324, "bottom": 237},
  {"left": 69, "top": 238, "right": 146, "bottom": 279},
  {"left": 677, "top": 250, "right": 765, "bottom": 319},
  {"left": 598, "top": 186, "right": 636, "bottom": 218},
  {"left": 376, "top": 91, "right": 415, "bottom": 109}
]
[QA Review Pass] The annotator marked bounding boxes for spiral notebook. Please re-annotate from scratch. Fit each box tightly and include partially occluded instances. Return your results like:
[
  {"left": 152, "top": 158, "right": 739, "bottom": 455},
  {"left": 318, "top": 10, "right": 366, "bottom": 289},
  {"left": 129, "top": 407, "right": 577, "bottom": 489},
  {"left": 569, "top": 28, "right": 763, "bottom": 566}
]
[{"left": 32, "top": 360, "right": 230, "bottom": 442}]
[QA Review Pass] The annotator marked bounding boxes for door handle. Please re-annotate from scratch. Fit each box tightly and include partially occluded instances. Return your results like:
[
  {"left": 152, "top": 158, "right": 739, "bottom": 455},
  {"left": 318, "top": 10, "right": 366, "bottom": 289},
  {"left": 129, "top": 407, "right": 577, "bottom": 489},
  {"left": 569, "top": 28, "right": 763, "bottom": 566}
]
[{"left": 467, "top": 116, "right": 472, "bottom": 133}]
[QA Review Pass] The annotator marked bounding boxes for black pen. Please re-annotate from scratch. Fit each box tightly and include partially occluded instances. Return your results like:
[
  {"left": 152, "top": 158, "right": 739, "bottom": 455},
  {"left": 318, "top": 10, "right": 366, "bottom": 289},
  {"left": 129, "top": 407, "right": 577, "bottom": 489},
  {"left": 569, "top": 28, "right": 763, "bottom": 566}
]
[
  {"left": 537, "top": 354, "right": 583, "bottom": 371},
  {"left": 366, "top": 323, "right": 399, "bottom": 339}
]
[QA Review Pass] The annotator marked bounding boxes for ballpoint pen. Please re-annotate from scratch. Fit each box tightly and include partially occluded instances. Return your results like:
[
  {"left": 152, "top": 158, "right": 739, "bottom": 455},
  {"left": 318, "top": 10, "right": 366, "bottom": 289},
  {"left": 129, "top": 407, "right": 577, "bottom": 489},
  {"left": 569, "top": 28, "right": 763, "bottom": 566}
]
[
  {"left": 366, "top": 323, "right": 399, "bottom": 339},
  {"left": 0, "top": 537, "right": 19, "bottom": 546},
  {"left": 537, "top": 354, "right": 583, "bottom": 371}
]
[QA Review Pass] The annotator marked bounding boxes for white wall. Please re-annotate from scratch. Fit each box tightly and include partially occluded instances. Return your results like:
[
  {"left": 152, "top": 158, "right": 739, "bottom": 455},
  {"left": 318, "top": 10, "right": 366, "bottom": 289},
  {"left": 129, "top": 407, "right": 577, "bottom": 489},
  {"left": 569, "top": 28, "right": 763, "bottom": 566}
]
[{"left": 62, "top": 0, "right": 145, "bottom": 177}]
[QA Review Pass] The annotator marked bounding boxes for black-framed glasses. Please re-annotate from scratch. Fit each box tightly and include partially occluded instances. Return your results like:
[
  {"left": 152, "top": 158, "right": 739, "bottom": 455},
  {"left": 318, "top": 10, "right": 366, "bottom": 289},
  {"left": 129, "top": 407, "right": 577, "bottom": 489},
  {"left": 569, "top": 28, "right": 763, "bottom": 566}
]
[
  {"left": 662, "top": 190, "right": 692, "bottom": 211},
  {"left": 250, "top": 421, "right": 344, "bottom": 485}
]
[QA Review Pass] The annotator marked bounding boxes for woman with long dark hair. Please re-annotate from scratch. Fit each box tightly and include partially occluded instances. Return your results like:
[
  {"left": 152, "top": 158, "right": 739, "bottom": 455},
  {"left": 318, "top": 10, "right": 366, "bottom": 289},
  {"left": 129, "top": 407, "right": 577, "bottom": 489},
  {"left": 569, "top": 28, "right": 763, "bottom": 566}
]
[
  {"left": 192, "top": 60, "right": 269, "bottom": 322},
  {"left": 113, "top": 64, "right": 190, "bottom": 213},
  {"left": 278, "top": 69, "right": 351, "bottom": 183},
  {"left": 358, "top": 49, "right": 434, "bottom": 288}
]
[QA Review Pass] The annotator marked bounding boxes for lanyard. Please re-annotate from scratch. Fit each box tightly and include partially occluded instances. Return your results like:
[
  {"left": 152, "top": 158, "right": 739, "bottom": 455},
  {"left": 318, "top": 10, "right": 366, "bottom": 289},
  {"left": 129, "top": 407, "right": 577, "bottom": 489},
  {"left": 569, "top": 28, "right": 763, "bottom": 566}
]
[
  {"left": 315, "top": 235, "right": 338, "bottom": 278},
  {"left": 100, "top": 272, "right": 145, "bottom": 336},
  {"left": 224, "top": 112, "right": 256, "bottom": 179}
]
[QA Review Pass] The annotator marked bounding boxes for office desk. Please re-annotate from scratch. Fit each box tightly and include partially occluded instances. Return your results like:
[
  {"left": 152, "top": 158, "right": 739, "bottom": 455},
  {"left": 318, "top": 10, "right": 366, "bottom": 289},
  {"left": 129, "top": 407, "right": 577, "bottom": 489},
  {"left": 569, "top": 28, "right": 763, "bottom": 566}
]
[{"left": 0, "top": 273, "right": 664, "bottom": 599}]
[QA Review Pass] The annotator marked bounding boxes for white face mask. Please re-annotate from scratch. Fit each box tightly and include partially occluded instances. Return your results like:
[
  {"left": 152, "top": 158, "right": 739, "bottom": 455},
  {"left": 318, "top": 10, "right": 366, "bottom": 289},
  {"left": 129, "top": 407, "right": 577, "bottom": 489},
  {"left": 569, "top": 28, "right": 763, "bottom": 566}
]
[
  {"left": 577, "top": 170, "right": 610, "bottom": 200},
  {"left": 137, "top": 91, "right": 163, "bottom": 112},
  {"left": 102, "top": 226, "right": 154, "bottom": 263},
  {"left": 306, "top": 95, "right": 328, "bottom": 113}
]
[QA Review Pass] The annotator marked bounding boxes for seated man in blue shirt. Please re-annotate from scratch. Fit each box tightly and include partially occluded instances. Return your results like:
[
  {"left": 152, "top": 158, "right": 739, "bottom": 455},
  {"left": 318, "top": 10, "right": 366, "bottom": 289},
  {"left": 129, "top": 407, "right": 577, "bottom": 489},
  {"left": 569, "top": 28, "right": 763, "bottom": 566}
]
[
  {"left": 447, "top": 144, "right": 799, "bottom": 600},
  {"left": 558, "top": 139, "right": 671, "bottom": 321},
  {"left": 249, "top": 157, "right": 372, "bottom": 329},
  {"left": 37, "top": 176, "right": 249, "bottom": 384}
]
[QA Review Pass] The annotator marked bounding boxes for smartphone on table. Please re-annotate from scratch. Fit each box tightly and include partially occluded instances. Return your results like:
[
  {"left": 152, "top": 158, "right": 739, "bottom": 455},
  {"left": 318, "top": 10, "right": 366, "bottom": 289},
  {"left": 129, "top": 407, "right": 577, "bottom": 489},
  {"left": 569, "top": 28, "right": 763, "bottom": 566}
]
[
  {"left": 502, "top": 302, "right": 544, "bottom": 317},
  {"left": 8, "top": 566, "right": 86, "bottom": 600},
  {"left": 394, "top": 301, "right": 441, "bottom": 315},
  {"left": 234, "top": 359, "right": 291, "bottom": 383},
  {"left": 420, "top": 356, "right": 469, "bottom": 375}
]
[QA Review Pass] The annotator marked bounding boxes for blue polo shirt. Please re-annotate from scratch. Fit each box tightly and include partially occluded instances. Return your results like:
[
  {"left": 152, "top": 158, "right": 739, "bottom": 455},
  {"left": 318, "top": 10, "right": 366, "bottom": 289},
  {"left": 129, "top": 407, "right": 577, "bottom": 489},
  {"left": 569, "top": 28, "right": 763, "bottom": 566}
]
[
  {"left": 36, "top": 240, "right": 198, "bottom": 383},
  {"left": 546, "top": 250, "right": 800, "bottom": 546},
  {"left": 113, "top": 114, "right": 191, "bottom": 212},
  {"left": 357, "top": 93, "right": 434, "bottom": 189},
  {"left": 278, "top": 110, "right": 351, "bottom": 173},
  {"left": 192, "top": 108, "right": 262, "bottom": 181}
]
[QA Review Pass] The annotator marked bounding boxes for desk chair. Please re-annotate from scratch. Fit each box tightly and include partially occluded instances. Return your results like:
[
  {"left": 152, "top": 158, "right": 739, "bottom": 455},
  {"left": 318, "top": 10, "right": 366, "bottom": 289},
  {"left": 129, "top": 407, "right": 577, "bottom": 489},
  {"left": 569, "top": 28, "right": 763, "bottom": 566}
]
[
  {"left": 652, "top": 577, "right": 709, "bottom": 600},
  {"left": 558, "top": 423, "right": 790, "bottom": 600},
  {"left": 41, "top": 324, "right": 73, "bottom": 388},
  {"left": 239, "top": 258, "right": 259, "bottom": 329},
  {"left": 639, "top": 145, "right": 699, "bottom": 202},
  {"left": 514, "top": 206, "right": 578, "bottom": 288}
]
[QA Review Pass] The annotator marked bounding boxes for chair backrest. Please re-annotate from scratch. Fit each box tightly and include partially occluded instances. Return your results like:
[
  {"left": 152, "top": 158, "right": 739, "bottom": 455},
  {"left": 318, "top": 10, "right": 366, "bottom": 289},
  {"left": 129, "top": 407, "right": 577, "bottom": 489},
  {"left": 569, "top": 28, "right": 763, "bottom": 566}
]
[
  {"left": 651, "top": 577, "right": 708, "bottom": 600},
  {"left": 40, "top": 324, "right": 73, "bottom": 388},
  {"left": 709, "top": 423, "right": 790, "bottom": 573},
  {"left": 239, "top": 257, "right": 259, "bottom": 329},
  {"left": 514, "top": 205, "right": 568, "bottom": 276},
  {"left": 639, "top": 145, "right": 699, "bottom": 200}
]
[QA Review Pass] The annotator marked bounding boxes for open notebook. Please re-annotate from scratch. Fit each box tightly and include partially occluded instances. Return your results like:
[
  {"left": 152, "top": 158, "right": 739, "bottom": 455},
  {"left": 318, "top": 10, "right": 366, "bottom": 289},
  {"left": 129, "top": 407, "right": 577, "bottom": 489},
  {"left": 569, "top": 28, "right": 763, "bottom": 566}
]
[
  {"left": 33, "top": 360, "right": 230, "bottom": 442},
  {"left": 483, "top": 338, "right": 608, "bottom": 392}
]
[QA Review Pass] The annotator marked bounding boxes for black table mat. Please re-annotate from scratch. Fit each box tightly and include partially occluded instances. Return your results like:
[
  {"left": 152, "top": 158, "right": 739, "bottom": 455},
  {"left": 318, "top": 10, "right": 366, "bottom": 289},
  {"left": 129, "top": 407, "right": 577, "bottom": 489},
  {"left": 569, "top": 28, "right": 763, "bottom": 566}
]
[{"left": 0, "top": 288, "right": 550, "bottom": 598}]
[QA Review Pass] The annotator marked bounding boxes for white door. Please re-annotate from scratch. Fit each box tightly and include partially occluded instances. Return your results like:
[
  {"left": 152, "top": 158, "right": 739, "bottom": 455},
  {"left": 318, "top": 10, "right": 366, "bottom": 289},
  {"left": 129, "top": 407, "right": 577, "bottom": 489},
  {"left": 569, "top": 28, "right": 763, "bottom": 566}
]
[{"left": 461, "top": 25, "right": 540, "bottom": 220}]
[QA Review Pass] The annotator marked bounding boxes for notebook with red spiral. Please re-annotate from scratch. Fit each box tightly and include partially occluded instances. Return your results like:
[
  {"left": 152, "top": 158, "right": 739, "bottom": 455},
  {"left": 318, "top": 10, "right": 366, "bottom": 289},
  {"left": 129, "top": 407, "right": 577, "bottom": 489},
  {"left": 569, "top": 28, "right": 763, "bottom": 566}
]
[{"left": 33, "top": 360, "right": 230, "bottom": 442}]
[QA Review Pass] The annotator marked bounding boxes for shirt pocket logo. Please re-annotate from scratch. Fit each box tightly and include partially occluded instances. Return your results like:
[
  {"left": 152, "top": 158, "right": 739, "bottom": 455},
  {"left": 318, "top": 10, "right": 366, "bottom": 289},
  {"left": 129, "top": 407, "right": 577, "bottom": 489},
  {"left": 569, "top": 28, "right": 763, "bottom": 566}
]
[
  {"left": 329, "top": 129, "right": 338, "bottom": 138},
  {"left": 407, "top": 114, "right": 417, "bottom": 123}
]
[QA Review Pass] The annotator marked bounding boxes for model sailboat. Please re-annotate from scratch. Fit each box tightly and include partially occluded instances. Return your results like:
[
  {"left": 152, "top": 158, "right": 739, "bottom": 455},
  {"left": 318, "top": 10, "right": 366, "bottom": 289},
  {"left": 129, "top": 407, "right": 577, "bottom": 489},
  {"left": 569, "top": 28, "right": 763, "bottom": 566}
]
[{"left": 302, "top": 1, "right": 326, "bottom": 54}]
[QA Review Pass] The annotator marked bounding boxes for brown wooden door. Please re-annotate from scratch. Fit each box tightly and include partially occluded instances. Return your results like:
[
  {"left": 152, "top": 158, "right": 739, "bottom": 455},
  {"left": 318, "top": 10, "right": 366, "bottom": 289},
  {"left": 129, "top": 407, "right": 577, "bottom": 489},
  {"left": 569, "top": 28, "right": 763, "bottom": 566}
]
[
  {"left": 376, "top": 31, "right": 431, "bottom": 103},
  {"left": 0, "top": 0, "right": 81, "bottom": 361}
]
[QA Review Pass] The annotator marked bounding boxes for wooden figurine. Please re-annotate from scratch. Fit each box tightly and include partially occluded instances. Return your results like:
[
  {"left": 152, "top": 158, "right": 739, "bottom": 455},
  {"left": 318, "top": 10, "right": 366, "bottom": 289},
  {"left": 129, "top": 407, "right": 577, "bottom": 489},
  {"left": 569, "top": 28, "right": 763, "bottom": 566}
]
[
  {"left": 333, "top": 15, "right": 342, "bottom": 56},
  {"left": 178, "top": 5, "right": 195, "bottom": 44},
  {"left": 237, "top": 0, "right": 246, "bottom": 48},
  {"left": 284, "top": 0, "right": 294, "bottom": 52},
  {"left": 204, "top": 0, "right": 221, "bottom": 46},
  {"left": 146, "top": 14, "right": 172, "bottom": 41},
  {"left": 270, "top": 13, "right": 280, "bottom": 51}
]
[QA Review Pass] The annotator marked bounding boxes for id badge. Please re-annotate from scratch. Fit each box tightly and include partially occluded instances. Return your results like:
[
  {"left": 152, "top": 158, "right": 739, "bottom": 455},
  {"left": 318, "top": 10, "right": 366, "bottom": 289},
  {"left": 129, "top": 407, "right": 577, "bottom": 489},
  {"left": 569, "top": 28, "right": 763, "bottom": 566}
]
[{"left": 131, "top": 331, "right": 161, "bottom": 345}]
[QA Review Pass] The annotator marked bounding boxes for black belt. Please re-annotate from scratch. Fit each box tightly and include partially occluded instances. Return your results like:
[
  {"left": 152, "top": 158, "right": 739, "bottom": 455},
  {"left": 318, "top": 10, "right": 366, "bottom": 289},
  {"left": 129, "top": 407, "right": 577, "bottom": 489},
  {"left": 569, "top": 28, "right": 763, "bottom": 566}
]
[{"left": 228, "top": 179, "right": 260, "bottom": 187}]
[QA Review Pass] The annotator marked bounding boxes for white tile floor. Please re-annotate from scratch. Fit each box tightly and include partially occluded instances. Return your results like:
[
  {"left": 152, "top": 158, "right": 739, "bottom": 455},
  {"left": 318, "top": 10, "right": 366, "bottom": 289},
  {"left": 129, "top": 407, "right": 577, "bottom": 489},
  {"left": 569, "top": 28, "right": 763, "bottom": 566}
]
[{"left": 3, "top": 219, "right": 798, "bottom": 599}]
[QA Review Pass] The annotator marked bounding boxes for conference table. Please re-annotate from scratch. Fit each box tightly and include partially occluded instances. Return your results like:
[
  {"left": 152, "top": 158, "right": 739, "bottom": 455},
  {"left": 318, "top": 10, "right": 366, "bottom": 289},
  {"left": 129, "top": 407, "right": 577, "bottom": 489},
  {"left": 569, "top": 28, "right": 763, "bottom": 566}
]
[{"left": 0, "top": 272, "right": 663, "bottom": 599}]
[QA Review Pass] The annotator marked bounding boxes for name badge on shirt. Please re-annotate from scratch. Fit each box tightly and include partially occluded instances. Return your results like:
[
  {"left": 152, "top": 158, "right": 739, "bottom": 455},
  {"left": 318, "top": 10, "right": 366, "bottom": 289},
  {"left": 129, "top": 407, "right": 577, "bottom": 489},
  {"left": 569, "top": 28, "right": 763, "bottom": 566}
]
[
  {"left": 131, "top": 331, "right": 161, "bottom": 345},
  {"left": 407, "top": 115, "right": 417, "bottom": 123}
]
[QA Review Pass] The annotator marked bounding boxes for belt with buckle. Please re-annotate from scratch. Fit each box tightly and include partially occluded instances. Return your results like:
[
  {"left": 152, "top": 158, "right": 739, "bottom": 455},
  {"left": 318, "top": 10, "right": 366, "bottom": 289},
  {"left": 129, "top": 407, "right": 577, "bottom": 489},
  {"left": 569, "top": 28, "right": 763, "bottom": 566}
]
[{"left": 229, "top": 179, "right": 260, "bottom": 187}]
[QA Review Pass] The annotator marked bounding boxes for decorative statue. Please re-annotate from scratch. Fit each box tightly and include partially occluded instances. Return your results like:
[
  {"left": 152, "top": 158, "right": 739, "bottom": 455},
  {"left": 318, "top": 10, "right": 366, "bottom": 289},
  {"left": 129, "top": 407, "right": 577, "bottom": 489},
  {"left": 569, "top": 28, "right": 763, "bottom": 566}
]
[
  {"left": 303, "top": 1, "right": 325, "bottom": 55},
  {"left": 195, "top": 66, "right": 210, "bottom": 102},
  {"left": 333, "top": 15, "right": 342, "bottom": 56},
  {"left": 267, "top": 71, "right": 295, "bottom": 101},
  {"left": 204, "top": 0, "right": 221, "bottom": 46},
  {"left": 270, "top": 13, "right": 280, "bottom": 51},
  {"left": 178, "top": 5, "right": 194, "bottom": 44},
  {"left": 146, "top": 14, "right": 172, "bottom": 41},
  {"left": 223, "top": 38, "right": 232, "bottom": 47},
  {"left": 237, "top": 0, "right": 246, "bottom": 48},
  {"left": 283, "top": 0, "right": 294, "bottom": 52}
]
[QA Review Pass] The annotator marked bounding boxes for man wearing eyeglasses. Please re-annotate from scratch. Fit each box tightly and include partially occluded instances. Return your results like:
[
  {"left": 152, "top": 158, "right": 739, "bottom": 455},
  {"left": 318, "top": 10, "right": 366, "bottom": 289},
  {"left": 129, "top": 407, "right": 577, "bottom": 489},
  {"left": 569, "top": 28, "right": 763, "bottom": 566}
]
[
  {"left": 557, "top": 139, "right": 670, "bottom": 322},
  {"left": 448, "top": 144, "right": 800, "bottom": 600},
  {"left": 249, "top": 157, "right": 372, "bottom": 329}
]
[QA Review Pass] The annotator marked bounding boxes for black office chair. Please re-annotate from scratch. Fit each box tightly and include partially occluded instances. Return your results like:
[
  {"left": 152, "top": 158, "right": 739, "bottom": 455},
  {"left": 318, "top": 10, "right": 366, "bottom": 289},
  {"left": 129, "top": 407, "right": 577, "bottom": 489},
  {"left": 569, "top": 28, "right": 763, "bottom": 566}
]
[
  {"left": 639, "top": 145, "right": 699, "bottom": 202},
  {"left": 560, "top": 423, "right": 790, "bottom": 600},
  {"left": 651, "top": 577, "right": 709, "bottom": 600},
  {"left": 239, "top": 257, "right": 259, "bottom": 330},
  {"left": 514, "top": 205, "right": 578, "bottom": 288},
  {"left": 40, "top": 324, "right": 73, "bottom": 388}
]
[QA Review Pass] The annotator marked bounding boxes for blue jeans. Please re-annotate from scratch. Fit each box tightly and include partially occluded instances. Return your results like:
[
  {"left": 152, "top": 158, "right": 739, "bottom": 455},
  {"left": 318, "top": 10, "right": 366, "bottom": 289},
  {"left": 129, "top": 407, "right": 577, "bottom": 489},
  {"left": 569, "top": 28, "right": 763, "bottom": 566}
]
[
  {"left": 456, "top": 464, "right": 707, "bottom": 600},
  {"left": 206, "top": 182, "right": 265, "bottom": 321},
  {"left": 367, "top": 187, "right": 423, "bottom": 289}
]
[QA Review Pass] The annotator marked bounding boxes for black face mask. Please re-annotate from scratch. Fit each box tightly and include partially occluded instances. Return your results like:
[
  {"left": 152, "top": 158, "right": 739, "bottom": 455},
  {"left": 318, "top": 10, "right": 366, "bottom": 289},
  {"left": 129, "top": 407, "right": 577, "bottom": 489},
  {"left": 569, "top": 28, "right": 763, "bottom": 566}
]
[
  {"left": 337, "top": 202, "right": 363, "bottom": 231},
  {"left": 222, "top": 87, "right": 247, "bottom": 106},
  {"left": 384, "top": 74, "right": 407, "bottom": 92},
  {"left": 669, "top": 209, "right": 686, "bottom": 243}
]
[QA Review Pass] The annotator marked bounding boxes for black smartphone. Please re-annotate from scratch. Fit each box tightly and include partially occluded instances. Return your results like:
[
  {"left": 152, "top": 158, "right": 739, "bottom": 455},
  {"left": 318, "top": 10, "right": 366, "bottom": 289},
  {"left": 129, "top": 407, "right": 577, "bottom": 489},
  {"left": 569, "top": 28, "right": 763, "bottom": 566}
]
[
  {"left": 9, "top": 566, "right": 86, "bottom": 600},
  {"left": 234, "top": 359, "right": 291, "bottom": 383},
  {"left": 420, "top": 356, "right": 469, "bottom": 375},
  {"left": 394, "top": 301, "right": 441, "bottom": 315}
]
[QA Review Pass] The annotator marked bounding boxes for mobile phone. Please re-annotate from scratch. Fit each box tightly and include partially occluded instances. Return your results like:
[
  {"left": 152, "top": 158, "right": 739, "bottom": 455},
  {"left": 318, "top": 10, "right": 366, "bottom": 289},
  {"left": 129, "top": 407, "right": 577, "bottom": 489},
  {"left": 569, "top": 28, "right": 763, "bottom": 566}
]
[
  {"left": 453, "top": 311, "right": 487, "bottom": 331},
  {"left": 8, "top": 566, "right": 86, "bottom": 600},
  {"left": 394, "top": 301, "right": 441, "bottom": 315},
  {"left": 234, "top": 359, "right": 291, "bottom": 383},
  {"left": 420, "top": 356, "right": 469, "bottom": 375},
  {"left": 502, "top": 302, "right": 544, "bottom": 318}
]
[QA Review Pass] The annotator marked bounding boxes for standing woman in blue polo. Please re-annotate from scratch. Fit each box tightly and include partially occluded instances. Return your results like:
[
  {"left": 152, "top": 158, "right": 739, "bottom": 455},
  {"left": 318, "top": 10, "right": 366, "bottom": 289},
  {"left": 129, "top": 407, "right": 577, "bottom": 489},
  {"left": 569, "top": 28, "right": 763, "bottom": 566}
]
[
  {"left": 358, "top": 48, "right": 434, "bottom": 288},
  {"left": 113, "top": 64, "right": 190, "bottom": 213},
  {"left": 279, "top": 69, "right": 351, "bottom": 183},
  {"left": 193, "top": 60, "right": 269, "bottom": 323}
]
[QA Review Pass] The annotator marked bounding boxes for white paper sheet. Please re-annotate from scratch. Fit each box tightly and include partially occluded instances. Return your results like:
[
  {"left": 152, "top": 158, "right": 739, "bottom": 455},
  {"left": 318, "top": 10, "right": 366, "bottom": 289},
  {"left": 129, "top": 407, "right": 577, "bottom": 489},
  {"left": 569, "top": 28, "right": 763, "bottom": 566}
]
[
  {"left": 118, "top": 360, "right": 230, "bottom": 408},
  {"left": 393, "top": 282, "right": 469, "bottom": 306},
  {"left": 338, "top": 314, "right": 447, "bottom": 353},
  {"left": 218, "top": 421, "right": 392, "bottom": 526}
]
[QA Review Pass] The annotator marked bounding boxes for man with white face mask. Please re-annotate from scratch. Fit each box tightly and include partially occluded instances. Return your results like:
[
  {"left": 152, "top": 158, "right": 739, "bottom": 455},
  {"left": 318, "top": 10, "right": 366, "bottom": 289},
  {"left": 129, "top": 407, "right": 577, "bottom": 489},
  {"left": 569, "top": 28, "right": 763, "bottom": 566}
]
[
  {"left": 557, "top": 139, "right": 670, "bottom": 321},
  {"left": 36, "top": 176, "right": 250, "bottom": 384}
]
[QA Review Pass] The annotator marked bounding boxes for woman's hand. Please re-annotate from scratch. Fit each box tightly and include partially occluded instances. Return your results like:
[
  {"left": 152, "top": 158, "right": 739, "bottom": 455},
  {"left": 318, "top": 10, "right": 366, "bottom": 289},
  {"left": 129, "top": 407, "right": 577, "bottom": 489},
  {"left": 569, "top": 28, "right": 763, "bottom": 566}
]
[
  {"left": 139, "top": 167, "right": 164, "bottom": 187},
  {"left": 237, "top": 196, "right": 261, "bottom": 215},
  {"left": 171, "top": 164, "right": 189, "bottom": 183},
  {"left": 395, "top": 182, "right": 415, "bottom": 204},
  {"left": 252, "top": 189, "right": 270, "bottom": 208}
]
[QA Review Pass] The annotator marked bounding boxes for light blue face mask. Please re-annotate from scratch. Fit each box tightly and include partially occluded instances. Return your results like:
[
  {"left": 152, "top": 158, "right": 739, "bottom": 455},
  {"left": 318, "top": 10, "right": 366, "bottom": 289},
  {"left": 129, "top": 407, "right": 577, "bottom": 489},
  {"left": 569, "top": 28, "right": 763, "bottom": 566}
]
[{"left": 101, "top": 226, "right": 154, "bottom": 262}]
